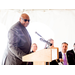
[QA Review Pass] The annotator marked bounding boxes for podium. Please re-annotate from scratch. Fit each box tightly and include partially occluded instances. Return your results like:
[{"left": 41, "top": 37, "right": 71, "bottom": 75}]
[{"left": 22, "top": 47, "right": 59, "bottom": 65}]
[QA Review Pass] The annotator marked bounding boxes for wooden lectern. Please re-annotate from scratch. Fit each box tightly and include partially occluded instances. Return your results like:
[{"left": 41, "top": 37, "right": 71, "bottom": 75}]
[{"left": 22, "top": 47, "right": 59, "bottom": 65}]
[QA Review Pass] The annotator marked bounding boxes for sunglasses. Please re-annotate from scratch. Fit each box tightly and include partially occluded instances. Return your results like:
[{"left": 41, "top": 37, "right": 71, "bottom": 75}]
[{"left": 21, "top": 18, "right": 30, "bottom": 22}]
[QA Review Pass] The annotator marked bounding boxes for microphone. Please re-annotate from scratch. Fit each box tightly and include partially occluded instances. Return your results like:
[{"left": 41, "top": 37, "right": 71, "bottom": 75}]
[
  {"left": 40, "top": 38, "right": 52, "bottom": 46},
  {"left": 35, "top": 31, "right": 52, "bottom": 46}
]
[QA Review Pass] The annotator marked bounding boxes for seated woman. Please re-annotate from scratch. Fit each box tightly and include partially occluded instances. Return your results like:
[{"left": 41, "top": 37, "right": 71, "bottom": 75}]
[{"left": 30, "top": 43, "right": 37, "bottom": 53}]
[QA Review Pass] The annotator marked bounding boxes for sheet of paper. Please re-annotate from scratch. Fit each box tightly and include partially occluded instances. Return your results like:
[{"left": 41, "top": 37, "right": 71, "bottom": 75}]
[{"left": 52, "top": 49, "right": 57, "bottom": 60}]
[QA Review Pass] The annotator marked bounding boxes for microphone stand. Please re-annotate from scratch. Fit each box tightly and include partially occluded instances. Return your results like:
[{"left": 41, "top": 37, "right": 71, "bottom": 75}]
[
  {"left": 40, "top": 38, "right": 52, "bottom": 49},
  {"left": 35, "top": 32, "right": 52, "bottom": 49}
]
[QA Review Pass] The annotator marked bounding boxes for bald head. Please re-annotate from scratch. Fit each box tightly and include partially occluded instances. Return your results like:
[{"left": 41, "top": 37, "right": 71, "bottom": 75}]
[
  {"left": 21, "top": 13, "right": 30, "bottom": 20},
  {"left": 19, "top": 13, "right": 30, "bottom": 27}
]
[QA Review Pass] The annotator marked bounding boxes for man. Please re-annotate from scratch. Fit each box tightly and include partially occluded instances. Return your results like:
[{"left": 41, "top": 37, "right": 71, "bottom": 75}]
[
  {"left": 50, "top": 42, "right": 69, "bottom": 65},
  {"left": 59, "top": 42, "right": 68, "bottom": 65},
  {"left": 2, "top": 13, "right": 32, "bottom": 65},
  {"left": 44, "top": 38, "right": 58, "bottom": 65},
  {"left": 44, "top": 38, "right": 54, "bottom": 49},
  {"left": 66, "top": 43, "right": 75, "bottom": 65}
]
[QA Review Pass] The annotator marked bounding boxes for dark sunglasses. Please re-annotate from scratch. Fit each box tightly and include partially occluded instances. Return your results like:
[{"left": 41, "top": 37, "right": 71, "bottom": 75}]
[{"left": 21, "top": 18, "right": 30, "bottom": 22}]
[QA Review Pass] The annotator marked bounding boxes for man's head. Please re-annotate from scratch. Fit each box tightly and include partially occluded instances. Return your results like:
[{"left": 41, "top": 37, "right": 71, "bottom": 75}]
[
  {"left": 19, "top": 13, "right": 30, "bottom": 27},
  {"left": 31, "top": 43, "right": 37, "bottom": 52},
  {"left": 48, "top": 38, "right": 54, "bottom": 47},
  {"left": 61, "top": 42, "right": 68, "bottom": 53}
]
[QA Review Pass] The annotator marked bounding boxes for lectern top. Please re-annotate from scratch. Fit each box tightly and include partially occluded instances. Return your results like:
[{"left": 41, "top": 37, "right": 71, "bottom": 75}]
[{"left": 22, "top": 47, "right": 59, "bottom": 62}]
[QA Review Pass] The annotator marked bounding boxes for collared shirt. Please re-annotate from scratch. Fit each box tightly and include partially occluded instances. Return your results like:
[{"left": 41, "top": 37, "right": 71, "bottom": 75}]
[
  {"left": 58, "top": 52, "right": 68, "bottom": 65},
  {"left": 62, "top": 53, "right": 68, "bottom": 65}
]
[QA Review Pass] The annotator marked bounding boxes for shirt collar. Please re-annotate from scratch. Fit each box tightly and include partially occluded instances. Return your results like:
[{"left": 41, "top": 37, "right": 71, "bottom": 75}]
[{"left": 62, "top": 52, "right": 66, "bottom": 55}]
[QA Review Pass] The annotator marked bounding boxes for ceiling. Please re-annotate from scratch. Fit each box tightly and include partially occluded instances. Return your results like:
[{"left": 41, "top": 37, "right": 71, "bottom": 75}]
[
  {"left": 0, "top": 9, "right": 69, "bottom": 13},
  {"left": 8, "top": 9, "right": 75, "bottom": 12}
]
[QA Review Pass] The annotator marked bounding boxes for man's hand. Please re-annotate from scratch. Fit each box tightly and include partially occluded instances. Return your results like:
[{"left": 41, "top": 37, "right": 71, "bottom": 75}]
[{"left": 59, "top": 58, "right": 63, "bottom": 62}]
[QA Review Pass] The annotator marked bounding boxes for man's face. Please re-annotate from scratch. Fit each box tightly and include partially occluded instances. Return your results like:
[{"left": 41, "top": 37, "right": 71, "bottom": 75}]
[
  {"left": 20, "top": 14, "right": 30, "bottom": 27},
  {"left": 21, "top": 18, "right": 30, "bottom": 27},
  {"left": 62, "top": 44, "right": 68, "bottom": 53},
  {"left": 50, "top": 40, "right": 54, "bottom": 45}
]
